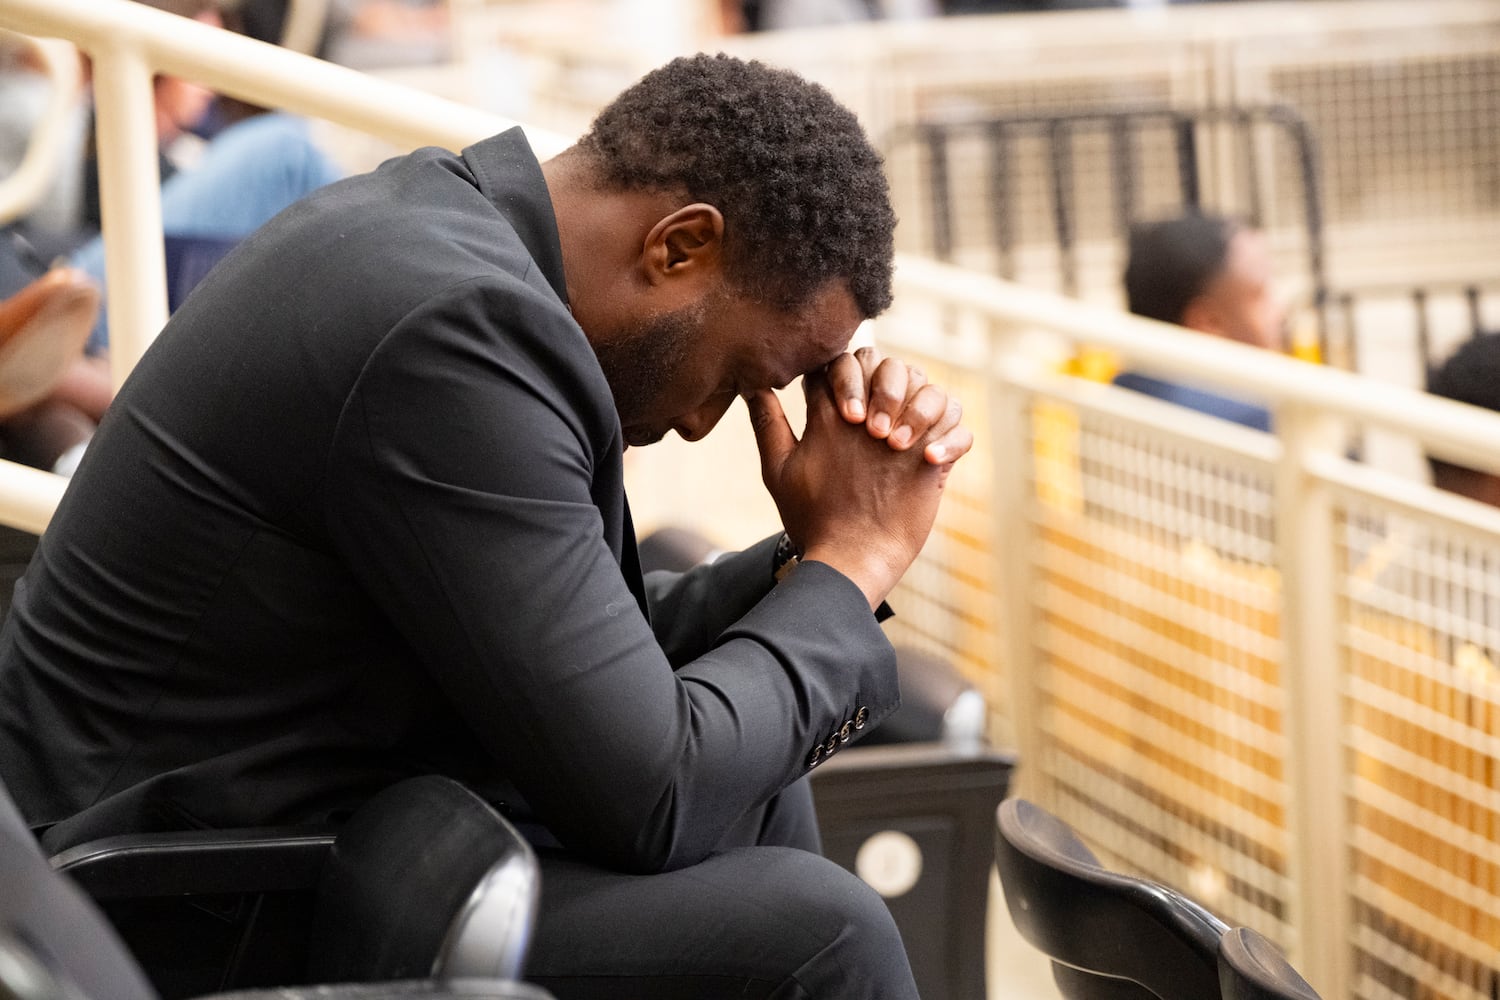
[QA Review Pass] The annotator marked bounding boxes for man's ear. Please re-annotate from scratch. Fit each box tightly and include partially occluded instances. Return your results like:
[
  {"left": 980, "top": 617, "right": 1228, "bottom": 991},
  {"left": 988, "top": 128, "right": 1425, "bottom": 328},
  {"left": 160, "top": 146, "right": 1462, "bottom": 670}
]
[
  {"left": 642, "top": 204, "right": 724, "bottom": 285},
  {"left": 1474, "top": 473, "right": 1500, "bottom": 510}
]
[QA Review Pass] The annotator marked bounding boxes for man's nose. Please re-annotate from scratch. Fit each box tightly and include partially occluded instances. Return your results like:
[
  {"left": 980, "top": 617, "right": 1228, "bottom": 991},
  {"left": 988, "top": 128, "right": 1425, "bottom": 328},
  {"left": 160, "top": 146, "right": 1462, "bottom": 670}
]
[{"left": 674, "top": 393, "right": 736, "bottom": 442}]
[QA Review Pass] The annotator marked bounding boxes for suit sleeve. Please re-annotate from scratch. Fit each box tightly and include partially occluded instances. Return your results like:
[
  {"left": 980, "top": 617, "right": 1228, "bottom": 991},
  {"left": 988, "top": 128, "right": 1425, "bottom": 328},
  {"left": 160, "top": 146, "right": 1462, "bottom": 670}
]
[
  {"left": 642, "top": 536, "right": 780, "bottom": 668},
  {"left": 323, "top": 279, "right": 899, "bottom": 874}
]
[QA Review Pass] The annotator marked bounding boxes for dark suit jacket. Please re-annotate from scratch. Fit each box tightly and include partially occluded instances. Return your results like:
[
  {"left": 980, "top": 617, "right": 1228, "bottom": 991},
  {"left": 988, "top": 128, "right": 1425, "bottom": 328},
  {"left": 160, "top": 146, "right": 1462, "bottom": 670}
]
[{"left": 0, "top": 129, "right": 898, "bottom": 874}]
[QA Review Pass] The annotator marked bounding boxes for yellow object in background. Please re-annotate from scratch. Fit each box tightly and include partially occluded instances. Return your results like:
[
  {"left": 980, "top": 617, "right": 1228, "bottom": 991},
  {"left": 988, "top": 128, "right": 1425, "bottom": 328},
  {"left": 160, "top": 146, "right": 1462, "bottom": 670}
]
[
  {"left": 1288, "top": 308, "right": 1323, "bottom": 365},
  {"left": 1064, "top": 345, "right": 1120, "bottom": 384}
]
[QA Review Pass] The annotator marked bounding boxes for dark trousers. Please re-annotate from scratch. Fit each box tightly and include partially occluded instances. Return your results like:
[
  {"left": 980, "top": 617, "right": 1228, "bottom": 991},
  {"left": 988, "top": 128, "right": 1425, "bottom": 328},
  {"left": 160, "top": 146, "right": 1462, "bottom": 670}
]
[{"left": 526, "top": 779, "right": 919, "bottom": 999}]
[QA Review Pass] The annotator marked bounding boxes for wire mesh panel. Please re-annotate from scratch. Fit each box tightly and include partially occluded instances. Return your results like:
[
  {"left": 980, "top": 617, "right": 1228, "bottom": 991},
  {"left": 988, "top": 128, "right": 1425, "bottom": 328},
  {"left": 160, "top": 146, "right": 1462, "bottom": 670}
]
[
  {"left": 883, "top": 107, "right": 1324, "bottom": 314},
  {"left": 873, "top": 310, "right": 1011, "bottom": 744},
  {"left": 1018, "top": 392, "right": 1295, "bottom": 947},
  {"left": 1265, "top": 51, "right": 1500, "bottom": 236},
  {"left": 1338, "top": 498, "right": 1500, "bottom": 1000},
  {"left": 1210, "top": 14, "right": 1500, "bottom": 296},
  {"left": 1333, "top": 281, "right": 1500, "bottom": 388},
  {"left": 883, "top": 77, "right": 1180, "bottom": 285}
]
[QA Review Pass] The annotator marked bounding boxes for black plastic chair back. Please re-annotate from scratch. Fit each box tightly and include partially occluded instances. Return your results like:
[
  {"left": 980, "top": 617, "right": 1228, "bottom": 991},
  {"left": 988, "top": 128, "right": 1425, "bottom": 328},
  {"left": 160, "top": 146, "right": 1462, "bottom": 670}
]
[
  {"left": 994, "top": 798, "right": 1227, "bottom": 1000},
  {"left": 308, "top": 776, "right": 539, "bottom": 984},
  {"left": 0, "top": 783, "right": 158, "bottom": 1000},
  {"left": 1218, "top": 928, "right": 1322, "bottom": 1000}
]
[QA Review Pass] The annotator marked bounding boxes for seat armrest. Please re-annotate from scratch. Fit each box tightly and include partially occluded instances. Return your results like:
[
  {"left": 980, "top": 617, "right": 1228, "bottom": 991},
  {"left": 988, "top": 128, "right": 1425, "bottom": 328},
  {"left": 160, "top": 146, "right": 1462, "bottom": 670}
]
[
  {"left": 809, "top": 741, "right": 1016, "bottom": 1000},
  {"left": 209, "top": 979, "right": 556, "bottom": 999},
  {"left": 51, "top": 826, "right": 337, "bottom": 899},
  {"left": 810, "top": 739, "right": 1017, "bottom": 779}
]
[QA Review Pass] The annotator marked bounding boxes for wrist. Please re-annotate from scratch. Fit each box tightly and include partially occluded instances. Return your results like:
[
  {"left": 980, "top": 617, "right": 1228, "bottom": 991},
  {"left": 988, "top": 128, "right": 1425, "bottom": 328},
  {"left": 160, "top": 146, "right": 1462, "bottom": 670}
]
[{"left": 800, "top": 542, "right": 896, "bottom": 611}]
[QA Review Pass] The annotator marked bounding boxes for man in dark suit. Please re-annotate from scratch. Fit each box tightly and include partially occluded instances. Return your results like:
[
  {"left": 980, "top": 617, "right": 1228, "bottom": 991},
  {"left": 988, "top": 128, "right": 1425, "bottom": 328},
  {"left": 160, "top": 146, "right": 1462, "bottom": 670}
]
[{"left": 0, "top": 54, "right": 971, "bottom": 998}]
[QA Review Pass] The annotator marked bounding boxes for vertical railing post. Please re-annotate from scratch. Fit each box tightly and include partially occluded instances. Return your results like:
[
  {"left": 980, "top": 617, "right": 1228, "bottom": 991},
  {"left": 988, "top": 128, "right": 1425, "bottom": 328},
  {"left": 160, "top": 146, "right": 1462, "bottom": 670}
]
[
  {"left": 991, "top": 323, "right": 1044, "bottom": 798},
  {"left": 1272, "top": 401, "right": 1351, "bottom": 1000},
  {"left": 925, "top": 125, "right": 954, "bottom": 265},
  {"left": 90, "top": 44, "right": 169, "bottom": 389}
]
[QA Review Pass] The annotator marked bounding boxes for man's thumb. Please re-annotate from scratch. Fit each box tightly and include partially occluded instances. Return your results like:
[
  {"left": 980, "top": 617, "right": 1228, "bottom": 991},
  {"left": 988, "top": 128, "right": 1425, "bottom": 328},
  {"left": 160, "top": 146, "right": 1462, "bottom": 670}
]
[{"left": 744, "top": 390, "right": 796, "bottom": 480}]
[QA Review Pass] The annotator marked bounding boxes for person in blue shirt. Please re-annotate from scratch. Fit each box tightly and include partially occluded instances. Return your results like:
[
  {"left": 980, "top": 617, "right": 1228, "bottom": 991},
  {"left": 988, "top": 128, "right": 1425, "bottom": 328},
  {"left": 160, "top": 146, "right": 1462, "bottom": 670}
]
[{"left": 1115, "top": 213, "right": 1287, "bottom": 432}]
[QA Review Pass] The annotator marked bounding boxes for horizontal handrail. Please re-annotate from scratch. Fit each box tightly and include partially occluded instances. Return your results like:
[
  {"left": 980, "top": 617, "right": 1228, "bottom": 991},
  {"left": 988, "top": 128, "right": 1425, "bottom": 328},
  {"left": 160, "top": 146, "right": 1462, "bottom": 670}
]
[
  {"left": 893, "top": 254, "right": 1500, "bottom": 477},
  {"left": 0, "top": 0, "right": 567, "bottom": 158},
  {"left": 0, "top": 0, "right": 575, "bottom": 532}
]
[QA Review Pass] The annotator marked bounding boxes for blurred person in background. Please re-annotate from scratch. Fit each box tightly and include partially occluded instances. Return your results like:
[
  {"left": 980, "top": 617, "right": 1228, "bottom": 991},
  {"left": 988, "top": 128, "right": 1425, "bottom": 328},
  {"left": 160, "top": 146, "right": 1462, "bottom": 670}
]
[
  {"left": 1426, "top": 331, "right": 1500, "bottom": 507},
  {"left": 0, "top": 0, "right": 344, "bottom": 472},
  {"left": 0, "top": 33, "right": 113, "bottom": 472},
  {"left": 942, "top": 0, "right": 1230, "bottom": 11},
  {"left": 725, "top": 0, "right": 936, "bottom": 32},
  {"left": 1114, "top": 212, "right": 1287, "bottom": 432}
]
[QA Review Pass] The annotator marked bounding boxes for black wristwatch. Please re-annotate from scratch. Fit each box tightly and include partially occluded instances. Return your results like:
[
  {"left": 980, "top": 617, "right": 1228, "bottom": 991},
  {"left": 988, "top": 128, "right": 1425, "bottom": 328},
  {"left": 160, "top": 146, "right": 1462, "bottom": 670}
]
[{"left": 773, "top": 532, "right": 801, "bottom": 582}]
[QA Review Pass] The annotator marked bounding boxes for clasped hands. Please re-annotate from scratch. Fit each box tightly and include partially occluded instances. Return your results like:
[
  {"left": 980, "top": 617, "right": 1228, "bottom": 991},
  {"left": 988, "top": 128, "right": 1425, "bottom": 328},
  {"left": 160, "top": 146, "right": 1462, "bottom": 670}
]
[{"left": 745, "top": 347, "right": 974, "bottom": 609}]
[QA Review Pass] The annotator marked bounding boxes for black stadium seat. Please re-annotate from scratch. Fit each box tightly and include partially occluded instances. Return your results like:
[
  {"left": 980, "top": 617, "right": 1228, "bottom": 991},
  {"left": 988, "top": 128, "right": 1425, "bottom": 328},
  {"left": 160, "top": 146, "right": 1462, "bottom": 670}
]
[
  {"left": 994, "top": 798, "right": 1324, "bottom": 1000},
  {"left": 8, "top": 776, "right": 554, "bottom": 1000}
]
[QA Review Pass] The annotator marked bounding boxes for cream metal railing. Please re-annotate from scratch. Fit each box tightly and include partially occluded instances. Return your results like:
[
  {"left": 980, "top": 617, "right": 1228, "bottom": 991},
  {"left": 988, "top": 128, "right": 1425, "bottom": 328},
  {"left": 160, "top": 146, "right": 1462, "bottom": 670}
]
[
  {"left": 0, "top": 0, "right": 567, "bottom": 389},
  {"left": 875, "top": 259, "right": 1500, "bottom": 1000},
  {"left": 620, "top": 255, "right": 1500, "bottom": 1000},
  {"left": 0, "top": 0, "right": 567, "bottom": 532},
  {"left": 627, "top": 256, "right": 1500, "bottom": 1000}
]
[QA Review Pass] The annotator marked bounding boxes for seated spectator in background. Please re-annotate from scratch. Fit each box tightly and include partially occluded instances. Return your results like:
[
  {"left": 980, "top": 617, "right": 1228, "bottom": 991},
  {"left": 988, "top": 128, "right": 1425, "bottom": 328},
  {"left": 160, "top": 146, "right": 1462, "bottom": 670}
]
[
  {"left": 0, "top": 267, "right": 103, "bottom": 474},
  {"left": 1426, "top": 331, "right": 1500, "bottom": 507},
  {"left": 0, "top": 0, "right": 343, "bottom": 471},
  {"left": 0, "top": 36, "right": 109, "bottom": 472},
  {"left": 1116, "top": 212, "right": 1287, "bottom": 432},
  {"left": 2, "top": 0, "right": 343, "bottom": 310}
]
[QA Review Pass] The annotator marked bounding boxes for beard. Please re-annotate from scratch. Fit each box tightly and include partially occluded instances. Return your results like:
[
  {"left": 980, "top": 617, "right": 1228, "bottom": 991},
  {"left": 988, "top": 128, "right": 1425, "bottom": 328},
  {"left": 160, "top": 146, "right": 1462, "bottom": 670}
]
[{"left": 591, "top": 302, "right": 703, "bottom": 441}]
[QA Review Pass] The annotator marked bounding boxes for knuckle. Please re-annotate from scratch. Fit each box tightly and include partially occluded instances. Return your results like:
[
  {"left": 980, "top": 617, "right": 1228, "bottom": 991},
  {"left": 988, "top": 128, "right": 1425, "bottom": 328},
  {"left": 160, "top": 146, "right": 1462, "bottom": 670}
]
[{"left": 914, "top": 385, "right": 945, "bottom": 414}]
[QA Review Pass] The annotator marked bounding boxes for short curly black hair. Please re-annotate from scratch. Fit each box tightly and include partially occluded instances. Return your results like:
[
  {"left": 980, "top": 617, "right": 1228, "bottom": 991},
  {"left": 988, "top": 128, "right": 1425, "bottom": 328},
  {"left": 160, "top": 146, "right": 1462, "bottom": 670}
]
[
  {"left": 1429, "top": 331, "right": 1500, "bottom": 413},
  {"left": 574, "top": 53, "right": 895, "bottom": 318},
  {"left": 1124, "top": 214, "right": 1243, "bottom": 324},
  {"left": 1426, "top": 331, "right": 1500, "bottom": 490}
]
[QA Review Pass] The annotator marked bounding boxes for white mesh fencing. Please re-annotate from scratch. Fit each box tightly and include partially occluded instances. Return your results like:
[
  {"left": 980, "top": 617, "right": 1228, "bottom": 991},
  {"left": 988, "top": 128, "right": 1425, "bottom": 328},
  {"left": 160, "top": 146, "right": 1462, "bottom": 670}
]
[{"left": 874, "top": 259, "right": 1500, "bottom": 1000}]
